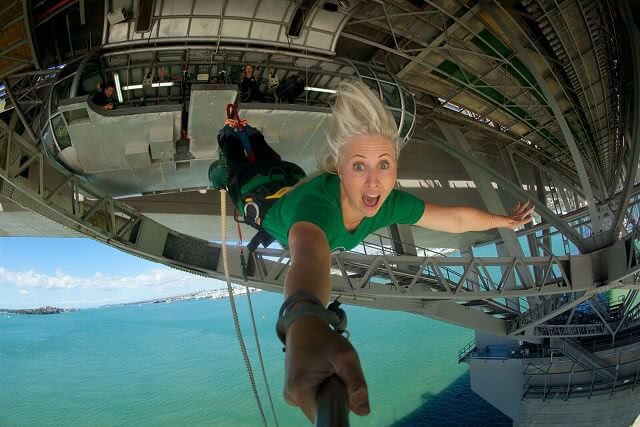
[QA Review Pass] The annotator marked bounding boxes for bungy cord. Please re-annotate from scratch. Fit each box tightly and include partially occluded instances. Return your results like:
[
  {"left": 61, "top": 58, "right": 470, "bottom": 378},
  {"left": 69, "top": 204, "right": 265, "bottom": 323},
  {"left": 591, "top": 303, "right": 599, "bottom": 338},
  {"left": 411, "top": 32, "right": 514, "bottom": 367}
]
[
  {"left": 220, "top": 189, "right": 268, "bottom": 427},
  {"left": 237, "top": 222, "right": 280, "bottom": 427}
]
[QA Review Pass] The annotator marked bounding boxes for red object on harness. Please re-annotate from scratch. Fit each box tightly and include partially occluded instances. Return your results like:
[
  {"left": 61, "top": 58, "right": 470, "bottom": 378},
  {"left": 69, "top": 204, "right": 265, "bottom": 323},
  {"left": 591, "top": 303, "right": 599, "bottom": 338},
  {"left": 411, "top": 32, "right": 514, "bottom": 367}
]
[
  {"left": 225, "top": 103, "right": 247, "bottom": 131},
  {"left": 224, "top": 103, "right": 255, "bottom": 163}
]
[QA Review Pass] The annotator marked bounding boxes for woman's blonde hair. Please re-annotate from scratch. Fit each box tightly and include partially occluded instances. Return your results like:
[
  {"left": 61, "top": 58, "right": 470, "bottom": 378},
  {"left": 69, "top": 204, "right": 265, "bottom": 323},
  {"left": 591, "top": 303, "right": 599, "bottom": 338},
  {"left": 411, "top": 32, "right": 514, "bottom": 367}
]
[{"left": 316, "top": 80, "right": 400, "bottom": 173}]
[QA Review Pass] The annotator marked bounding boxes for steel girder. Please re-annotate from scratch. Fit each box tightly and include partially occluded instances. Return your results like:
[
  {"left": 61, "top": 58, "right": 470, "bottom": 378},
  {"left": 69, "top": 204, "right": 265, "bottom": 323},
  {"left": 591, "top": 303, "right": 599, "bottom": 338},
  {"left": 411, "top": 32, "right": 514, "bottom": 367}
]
[
  {"left": 5, "top": 112, "right": 640, "bottom": 337},
  {"left": 345, "top": 0, "right": 622, "bottom": 218},
  {"left": 21, "top": 0, "right": 38, "bottom": 71},
  {"left": 344, "top": 1, "right": 602, "bottom": 177},
  {"left": 417, "top": 101, "right": 592, "bottom": 200},
  {"left": 435, "top": 119, "right": 539, "bottom": 311},
  {"left": 533, "top": 324, "right": 607, "bottom": 338},
  {"left": 522, "top": 1, "right": 608, "bottom": 178},
  {"left": 0, "top": 129, "right": 631, "bottom": 334},
  {"left": 509, "top": 227, "right": 640, "bottom": 336},
  {"left": 482, "top": 2, "right": 602, "bottom": 233},
  {"left": 1, "top": 78, "right": 38, "bottom": 142},
  {"left": 611, "top": 0, "right": 640, "bottom": 238},
  {"left": 415, "top": 130, "right": 588, "bottom": 252}
]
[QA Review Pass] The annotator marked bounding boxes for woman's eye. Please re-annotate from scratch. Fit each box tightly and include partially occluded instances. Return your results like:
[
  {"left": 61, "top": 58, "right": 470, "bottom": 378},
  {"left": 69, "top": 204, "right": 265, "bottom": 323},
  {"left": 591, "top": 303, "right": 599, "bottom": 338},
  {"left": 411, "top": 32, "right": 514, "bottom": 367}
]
[
  {"left": 353, "top": 163, "right": 365, "bottom": 172},
  {"left": 379, "top": 161, "right": 390, "bottom": 170}
]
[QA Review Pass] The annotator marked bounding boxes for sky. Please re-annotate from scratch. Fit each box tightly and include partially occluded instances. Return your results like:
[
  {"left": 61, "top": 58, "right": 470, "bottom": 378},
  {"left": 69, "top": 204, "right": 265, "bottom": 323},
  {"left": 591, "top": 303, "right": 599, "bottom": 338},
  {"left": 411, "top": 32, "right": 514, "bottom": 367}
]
[{"left": 0, "top": 237, "right": 227, "bottom": 309}]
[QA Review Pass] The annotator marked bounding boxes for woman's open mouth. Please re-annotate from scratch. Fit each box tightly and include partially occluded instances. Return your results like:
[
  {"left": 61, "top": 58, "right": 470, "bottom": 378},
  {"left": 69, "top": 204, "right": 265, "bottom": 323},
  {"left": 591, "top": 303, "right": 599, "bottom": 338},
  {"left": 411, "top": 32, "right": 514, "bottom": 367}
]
[{"left": 362, "top": 194, "right": 380, "bottom": 209}]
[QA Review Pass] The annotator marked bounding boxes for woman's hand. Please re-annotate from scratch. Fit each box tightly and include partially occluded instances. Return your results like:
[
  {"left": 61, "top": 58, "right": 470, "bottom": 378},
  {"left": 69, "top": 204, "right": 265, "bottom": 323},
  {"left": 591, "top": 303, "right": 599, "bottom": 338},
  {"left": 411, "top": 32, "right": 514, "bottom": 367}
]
[
  {"left": 500, "top": 200, "right": 535, "bottom": 229},
  {"left": 284, "top": 316, "right": 370, "bottom": 423}
]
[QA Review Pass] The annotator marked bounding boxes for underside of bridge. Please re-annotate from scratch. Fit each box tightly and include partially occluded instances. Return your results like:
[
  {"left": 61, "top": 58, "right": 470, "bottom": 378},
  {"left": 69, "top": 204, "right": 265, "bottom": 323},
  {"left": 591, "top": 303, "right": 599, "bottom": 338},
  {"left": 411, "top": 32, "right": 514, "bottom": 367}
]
[{"left": 1, "top": 0, "right": 640, "bottom": 425}]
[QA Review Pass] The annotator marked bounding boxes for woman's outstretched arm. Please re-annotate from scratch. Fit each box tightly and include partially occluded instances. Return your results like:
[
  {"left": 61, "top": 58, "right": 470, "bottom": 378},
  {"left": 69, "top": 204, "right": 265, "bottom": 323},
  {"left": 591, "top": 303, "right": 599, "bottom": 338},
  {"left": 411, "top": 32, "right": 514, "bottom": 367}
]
[
  {"left": 283, "top": 221, "right": 370, "bottom": 422},
  {"left": 285, "top": 222, "right": 332, "bottom": 302},
  {"left": 415, "top": 200, "right": 535, "bottom": 233}
]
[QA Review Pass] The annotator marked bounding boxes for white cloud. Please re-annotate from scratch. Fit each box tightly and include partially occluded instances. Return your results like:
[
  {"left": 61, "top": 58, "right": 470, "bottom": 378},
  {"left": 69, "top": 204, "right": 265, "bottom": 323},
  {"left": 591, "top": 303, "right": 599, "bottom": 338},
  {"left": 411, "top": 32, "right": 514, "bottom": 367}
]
[
  {"left": 19, "top": 289, "right": 30, "bottom": 295},
  {"left": 0, "top": 267, "right": 220, "bottom": 291}
]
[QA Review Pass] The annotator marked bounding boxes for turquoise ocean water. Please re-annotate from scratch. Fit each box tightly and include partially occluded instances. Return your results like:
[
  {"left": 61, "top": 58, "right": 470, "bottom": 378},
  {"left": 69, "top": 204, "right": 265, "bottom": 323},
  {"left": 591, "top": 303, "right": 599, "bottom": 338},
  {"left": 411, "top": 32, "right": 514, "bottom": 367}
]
[{"left": 0, "top": 291, "right": 510, "bottom": 426}]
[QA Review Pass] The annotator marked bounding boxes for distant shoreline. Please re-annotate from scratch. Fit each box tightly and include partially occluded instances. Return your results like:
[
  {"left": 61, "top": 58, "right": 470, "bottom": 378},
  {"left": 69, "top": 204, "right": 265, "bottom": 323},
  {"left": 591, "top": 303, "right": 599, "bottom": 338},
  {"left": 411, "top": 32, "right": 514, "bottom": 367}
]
[
  {"left": 1, "top": 286, "right": 262, "bottom": 314},
  {"left": 0, "top": 306, "right": 77, "bottom": 315},
  {"left": 111, "top": 286, "right": 262, "bottom": 307}
]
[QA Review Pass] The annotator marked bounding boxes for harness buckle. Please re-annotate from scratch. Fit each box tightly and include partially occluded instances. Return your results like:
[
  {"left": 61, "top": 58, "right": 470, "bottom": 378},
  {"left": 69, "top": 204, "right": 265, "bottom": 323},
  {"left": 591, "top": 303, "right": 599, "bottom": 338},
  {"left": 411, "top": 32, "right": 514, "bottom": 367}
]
[{"left": 243, "top": 201, "right": 261, "bottom": 225}]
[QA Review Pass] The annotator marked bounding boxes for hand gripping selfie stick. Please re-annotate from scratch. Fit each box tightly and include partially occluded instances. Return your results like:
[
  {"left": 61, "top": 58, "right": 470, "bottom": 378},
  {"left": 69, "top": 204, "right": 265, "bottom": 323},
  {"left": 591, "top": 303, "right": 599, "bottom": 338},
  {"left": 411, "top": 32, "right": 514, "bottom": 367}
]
[{"left": 276, "top": 293, "right": 351, "bottom": 426}]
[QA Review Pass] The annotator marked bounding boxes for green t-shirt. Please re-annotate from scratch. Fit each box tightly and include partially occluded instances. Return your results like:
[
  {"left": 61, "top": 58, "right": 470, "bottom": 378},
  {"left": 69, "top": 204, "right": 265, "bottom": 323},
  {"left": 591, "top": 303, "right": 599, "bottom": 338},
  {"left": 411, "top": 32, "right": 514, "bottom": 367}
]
[{"left": 261, "top": 173, "right": 425, "bottom": 251}]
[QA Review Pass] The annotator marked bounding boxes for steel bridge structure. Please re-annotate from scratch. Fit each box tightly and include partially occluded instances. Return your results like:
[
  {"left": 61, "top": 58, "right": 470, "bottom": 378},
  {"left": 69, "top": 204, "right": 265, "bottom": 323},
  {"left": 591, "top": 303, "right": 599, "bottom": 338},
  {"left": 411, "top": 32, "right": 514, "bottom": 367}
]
[{"left": 1, "top": 0, "right": 640, "bottom": 424}]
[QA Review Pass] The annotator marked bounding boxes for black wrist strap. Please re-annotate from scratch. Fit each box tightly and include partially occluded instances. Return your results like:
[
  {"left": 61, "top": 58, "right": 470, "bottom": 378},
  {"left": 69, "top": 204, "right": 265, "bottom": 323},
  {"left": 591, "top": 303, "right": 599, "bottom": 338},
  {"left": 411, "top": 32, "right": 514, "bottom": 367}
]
[{"left": 276, "top": 292, "right": 348, "bottom": 347}]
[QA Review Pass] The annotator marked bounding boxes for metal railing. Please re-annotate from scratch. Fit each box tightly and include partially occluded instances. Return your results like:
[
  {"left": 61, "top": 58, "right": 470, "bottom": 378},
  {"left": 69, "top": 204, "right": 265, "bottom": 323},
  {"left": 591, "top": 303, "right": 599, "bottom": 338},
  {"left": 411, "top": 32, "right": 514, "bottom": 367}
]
[
  {"left": 458, "top": 339, "right": 476, "bottom": 363},
  {"left": 533, "top": 323, "right": 607, "bottom": 337},
  {"left": 522, "top": 359, "right": 640, "bottom": 400},
  {"left": 580, "top": 325, "right": 640, "bottom": 353}
]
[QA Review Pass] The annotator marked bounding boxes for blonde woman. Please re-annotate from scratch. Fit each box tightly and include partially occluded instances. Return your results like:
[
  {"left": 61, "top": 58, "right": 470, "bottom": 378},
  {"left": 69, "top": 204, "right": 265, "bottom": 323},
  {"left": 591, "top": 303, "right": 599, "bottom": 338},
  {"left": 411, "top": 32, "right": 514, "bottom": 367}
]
[{"left": 242, "top": 81, "right": 534, "bottom": 421}]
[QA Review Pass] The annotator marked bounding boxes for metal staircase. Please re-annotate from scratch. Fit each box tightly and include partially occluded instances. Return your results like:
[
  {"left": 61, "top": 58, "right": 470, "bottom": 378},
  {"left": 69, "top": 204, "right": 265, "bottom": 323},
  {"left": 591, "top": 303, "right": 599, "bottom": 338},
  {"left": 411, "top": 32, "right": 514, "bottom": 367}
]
[{"left": 550, "top": 338, "right": 617, "bottom": 384}]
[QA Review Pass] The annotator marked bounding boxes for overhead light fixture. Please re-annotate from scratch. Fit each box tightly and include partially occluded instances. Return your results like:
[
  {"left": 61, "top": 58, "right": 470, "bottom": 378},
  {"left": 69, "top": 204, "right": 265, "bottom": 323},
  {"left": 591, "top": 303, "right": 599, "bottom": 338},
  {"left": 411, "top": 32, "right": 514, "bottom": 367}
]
[
  {"left": 304, "top": 86, "right": 336, "bottom": 94},
  {"left": 107, "top": 8, "right": 127, "bottom": 25},
  {"left": 113, "top": 72, "right": 124, "bottom": 103},
  {"left": 322, "top": 1, "right": 338, "bottom": 11},
  {"left": 122, "top": 82, "right": 175, "bottom": 91},
  {"left": 322, "top": 0, "right": 350, "bottom": 11}
]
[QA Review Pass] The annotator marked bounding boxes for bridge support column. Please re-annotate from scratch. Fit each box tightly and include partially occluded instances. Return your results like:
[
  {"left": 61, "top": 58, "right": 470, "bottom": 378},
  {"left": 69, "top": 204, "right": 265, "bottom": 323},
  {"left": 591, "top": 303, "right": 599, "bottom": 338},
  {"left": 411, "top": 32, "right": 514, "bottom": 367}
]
[
  {"left": 436, "top": 120, "right": 537, "bottom": 308},
  {"left": 388, "top": 224, "right": 417, "bottom": 256}
]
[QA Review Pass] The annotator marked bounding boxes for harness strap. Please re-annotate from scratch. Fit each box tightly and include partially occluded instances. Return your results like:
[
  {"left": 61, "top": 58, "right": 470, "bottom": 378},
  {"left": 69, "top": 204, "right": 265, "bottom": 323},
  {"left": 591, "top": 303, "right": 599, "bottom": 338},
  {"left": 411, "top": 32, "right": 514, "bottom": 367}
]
[{"left": 247, "top": 229, "right": 276, "bottom": 253}]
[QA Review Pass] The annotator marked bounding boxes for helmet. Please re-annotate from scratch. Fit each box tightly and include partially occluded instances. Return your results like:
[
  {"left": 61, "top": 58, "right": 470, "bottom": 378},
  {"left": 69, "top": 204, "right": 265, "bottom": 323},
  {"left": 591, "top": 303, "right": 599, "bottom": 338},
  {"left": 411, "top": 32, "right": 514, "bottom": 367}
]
[{"left": 208, "top": 157, "right": 229, "bottom": 190}]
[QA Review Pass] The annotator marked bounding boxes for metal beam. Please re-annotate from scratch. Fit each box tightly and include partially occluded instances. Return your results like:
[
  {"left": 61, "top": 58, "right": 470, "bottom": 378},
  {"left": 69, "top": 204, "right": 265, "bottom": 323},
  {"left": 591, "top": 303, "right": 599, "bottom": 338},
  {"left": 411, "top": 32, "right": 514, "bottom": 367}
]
[
  {"left": 101, "top": 0, "right": 108, "bottom": 45},
  {"left": 5, "top": 116, "right": 640, "bottom": 337},
  {"left": 510, "top": 286, "right": 611, "bottom": 336},
  {"left": 397, "top": 4, "right": 480, "bottom": 81},
  {"left": 21, "top": 0, "right": 39, "bottom": 70},
  {"left": 611, "top": 0, "right": 640, "bottom": 238},
  {"left": 510, "top": 148, "right": 586, "bottom": 200},
  {"left": 0, "top": 13, "right": 24, "bottom": 32},
  {"left": 1, "top": 78, "right": 37, "bottom": 143},
  {"left": 388, "top": 224, "right": 417, "bottom": 256},
  {"left": 511, "top": 227, "right": 640, "bottom": 334},
  {"left": 70, "top": 54, "right": 91, "bottom": 98},
  {"left": 418, "top": 299, "right": 507, "bottom": 335},
  {"left": 502, "top": 144, "right": 544, "bottom": 280},
  {"left": 483, "top": 2, "right": 603, "bottom": 234},
  {"left": 79, "top": 0, "right": 85, "bottom": 25},
  {"left": 416, "top": 130, "right": 587, "bottom": 252},
  {"left": 0, "top": 1, "right": 19, "bottom": 15},
  {"left": 436, "top": 120, "right": 537, "bottom": 308},
  {"left": 0, "top": 54, "right": 31, "bottom": 64},
  {"left": 532, "top": 323, "right": 606, "bottom": 337},
  {"left": 0, "top": 40, "right": 27, "bottom": 58},
  {"left": 5, "top": 69, "right": 61, "bottom": 78},
  {"left": 587, "top": 300, "right": 615, "bottom": 336}
]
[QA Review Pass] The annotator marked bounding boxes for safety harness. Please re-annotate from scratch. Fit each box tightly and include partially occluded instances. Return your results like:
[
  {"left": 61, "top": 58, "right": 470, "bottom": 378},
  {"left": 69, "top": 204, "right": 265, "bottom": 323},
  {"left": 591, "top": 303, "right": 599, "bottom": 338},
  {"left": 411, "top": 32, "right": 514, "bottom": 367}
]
[
  {"left": 214, "top": 105, "right": 350, "bottom": 425},
  {"left": 209, "top": 104, "right": 306, "bottom": 252}
]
